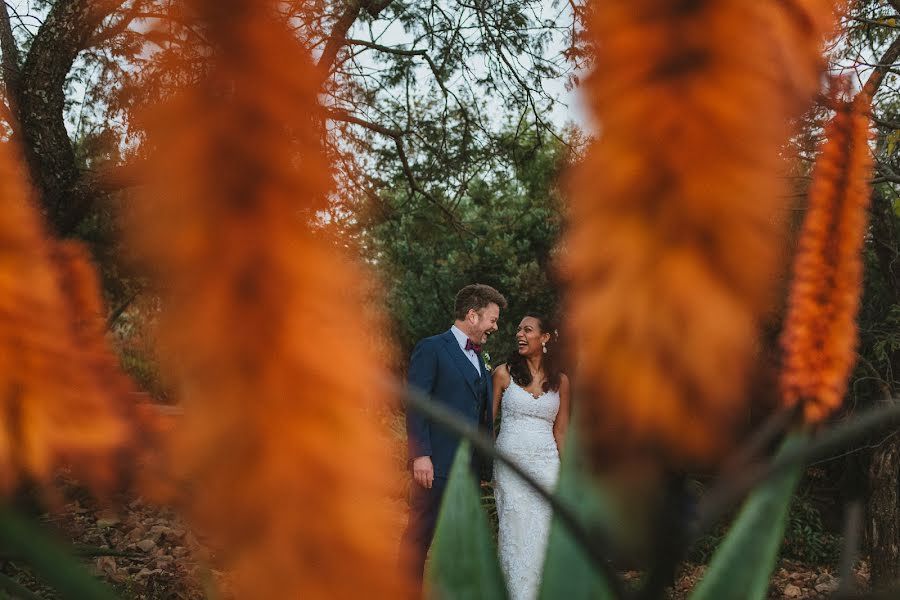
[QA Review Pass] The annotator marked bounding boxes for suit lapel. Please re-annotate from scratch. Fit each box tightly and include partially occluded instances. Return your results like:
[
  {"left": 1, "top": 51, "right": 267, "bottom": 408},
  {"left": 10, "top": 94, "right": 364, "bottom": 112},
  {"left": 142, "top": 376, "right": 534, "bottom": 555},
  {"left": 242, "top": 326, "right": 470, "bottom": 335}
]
[
  {"left": 479, "top": 352, "right": 494, "bottom": 426},
  {"left": 480, "top": 353, "right": 492, "bottom": 400},
  {"left": 441, "top": 330, "right": 479, "bottom": 399}
]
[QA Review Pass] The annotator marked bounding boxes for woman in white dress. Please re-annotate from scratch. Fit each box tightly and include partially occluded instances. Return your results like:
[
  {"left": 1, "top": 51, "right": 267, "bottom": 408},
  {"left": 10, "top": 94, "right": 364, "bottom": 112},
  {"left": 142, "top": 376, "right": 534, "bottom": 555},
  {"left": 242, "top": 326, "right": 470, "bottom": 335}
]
[{"left": 492, "top": 313, "right": 570, "bottom": 600}]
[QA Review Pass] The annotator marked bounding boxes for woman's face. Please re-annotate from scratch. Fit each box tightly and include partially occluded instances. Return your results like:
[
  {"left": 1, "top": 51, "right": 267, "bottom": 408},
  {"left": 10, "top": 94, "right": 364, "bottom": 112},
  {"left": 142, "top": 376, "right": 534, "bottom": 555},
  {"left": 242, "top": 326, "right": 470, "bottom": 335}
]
[{"left": 516, "top": 316, "right": 550, "bottom": 357}]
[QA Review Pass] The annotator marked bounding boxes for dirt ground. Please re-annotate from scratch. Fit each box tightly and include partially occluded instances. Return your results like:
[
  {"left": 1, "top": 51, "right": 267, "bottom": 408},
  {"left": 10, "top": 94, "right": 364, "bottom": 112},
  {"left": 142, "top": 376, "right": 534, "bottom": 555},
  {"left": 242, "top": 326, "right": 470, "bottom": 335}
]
[{"left": 0, "top": 480, "right": 870, "bottom": 599}]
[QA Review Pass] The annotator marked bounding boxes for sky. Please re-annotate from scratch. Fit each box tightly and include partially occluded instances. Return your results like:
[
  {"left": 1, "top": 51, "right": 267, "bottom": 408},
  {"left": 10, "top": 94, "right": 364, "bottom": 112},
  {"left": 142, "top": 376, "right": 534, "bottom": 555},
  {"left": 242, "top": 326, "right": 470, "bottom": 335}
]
[
  {"left": 340, "top": 0, "right": 592, "bottom": 131},
  {"left": 5, "top": 0, "right": 592, "bottom": 141}
]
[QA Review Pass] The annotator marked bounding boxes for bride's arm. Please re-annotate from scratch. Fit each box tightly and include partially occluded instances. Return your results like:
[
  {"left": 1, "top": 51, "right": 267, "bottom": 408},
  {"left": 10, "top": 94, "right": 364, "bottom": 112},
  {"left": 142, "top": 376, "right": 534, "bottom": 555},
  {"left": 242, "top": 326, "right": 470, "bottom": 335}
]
[
  {"left": 553, "top": 374, "right": 571, "bottom": 455},
  {"left": 491, "top": 364, "right": 510, "bottom": 440}
]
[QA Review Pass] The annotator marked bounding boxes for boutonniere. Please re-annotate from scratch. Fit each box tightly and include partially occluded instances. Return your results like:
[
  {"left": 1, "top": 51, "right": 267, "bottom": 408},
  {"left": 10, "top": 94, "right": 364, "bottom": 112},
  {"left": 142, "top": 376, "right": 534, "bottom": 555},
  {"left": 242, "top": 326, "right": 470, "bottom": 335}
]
[{"left": 482, "top": 351, "right": 492, "bottom": 372}]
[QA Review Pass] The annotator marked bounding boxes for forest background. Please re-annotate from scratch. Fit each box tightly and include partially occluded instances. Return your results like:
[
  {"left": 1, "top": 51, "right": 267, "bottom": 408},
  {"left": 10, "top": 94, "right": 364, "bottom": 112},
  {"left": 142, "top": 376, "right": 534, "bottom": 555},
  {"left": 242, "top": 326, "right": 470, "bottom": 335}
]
[{"left": 3, "top": 0, "right": 900, "bottom": 592}]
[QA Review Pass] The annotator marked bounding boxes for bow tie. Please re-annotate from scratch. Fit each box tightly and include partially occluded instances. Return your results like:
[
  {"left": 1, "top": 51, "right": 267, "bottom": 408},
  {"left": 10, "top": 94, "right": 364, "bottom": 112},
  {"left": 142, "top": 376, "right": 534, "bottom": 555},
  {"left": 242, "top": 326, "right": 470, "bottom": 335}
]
[{"left": 465, "top": 339, "right": 482, "bottom": 354}]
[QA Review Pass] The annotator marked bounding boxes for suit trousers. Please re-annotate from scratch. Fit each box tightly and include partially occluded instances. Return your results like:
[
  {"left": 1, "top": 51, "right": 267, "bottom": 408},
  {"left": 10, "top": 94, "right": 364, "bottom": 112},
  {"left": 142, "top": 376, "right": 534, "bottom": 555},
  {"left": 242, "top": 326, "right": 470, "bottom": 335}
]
[{"left": 399, "top": 475, "right": 448, "bottom": 586}]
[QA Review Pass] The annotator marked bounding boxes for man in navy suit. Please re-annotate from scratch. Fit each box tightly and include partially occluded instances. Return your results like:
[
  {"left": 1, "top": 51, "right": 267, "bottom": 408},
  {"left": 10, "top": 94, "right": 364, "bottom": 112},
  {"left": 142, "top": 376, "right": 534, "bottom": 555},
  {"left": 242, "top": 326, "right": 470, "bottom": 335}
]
[{"left": 400, "top": 283, "right": 507, "bottom": 584}]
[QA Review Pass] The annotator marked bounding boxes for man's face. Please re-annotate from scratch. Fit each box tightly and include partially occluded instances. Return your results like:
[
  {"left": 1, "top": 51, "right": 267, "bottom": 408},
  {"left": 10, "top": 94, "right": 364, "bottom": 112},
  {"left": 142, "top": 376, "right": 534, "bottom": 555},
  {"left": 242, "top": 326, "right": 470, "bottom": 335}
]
[{"left": 469, "top": 303, "right": 500, "bottom": 345}]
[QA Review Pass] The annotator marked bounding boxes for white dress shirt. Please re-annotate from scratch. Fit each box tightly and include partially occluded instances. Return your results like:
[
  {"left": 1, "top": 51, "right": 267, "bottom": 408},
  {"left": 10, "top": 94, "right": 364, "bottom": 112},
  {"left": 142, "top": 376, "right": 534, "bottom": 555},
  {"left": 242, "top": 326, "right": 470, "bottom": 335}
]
[{"left": 451, "top": 325, "right": 482, "bottom": 375}]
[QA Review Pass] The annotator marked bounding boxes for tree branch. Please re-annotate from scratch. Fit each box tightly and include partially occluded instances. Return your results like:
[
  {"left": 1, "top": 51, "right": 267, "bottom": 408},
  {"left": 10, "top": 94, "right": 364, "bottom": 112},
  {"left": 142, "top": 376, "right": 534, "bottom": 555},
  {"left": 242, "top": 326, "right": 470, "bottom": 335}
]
[
  {"left": 345, "top": 38, "right": 450, "bottom": 96},
  {"left": 875, "top": 163, "right": 900, "bottom": 185},
  {"left": 345, "top": 37, "right": 427, "bottom": 57},
  {"left": 316, "top": 1, "right": 362, "bottom": 80},
  {"left": 874, "top": 116, "right": 900, "bottom": 130},
  {"left": 862, "top": 32, "right": 900, "bottom": 100},
  {"left": 0, "top": 1, "right": 21, "bottom": 121},
  {"left": 325, "top": 107, "right": 474, "bottom": 235},
  {"left": 107, "top": 291, "right": 138, "bottom": 329},
  {"left": 324, "top": 107, "right": 404, "bottom": 138},
  {"left": 87, "top": 1, "right": 143, "bottom": 48}
]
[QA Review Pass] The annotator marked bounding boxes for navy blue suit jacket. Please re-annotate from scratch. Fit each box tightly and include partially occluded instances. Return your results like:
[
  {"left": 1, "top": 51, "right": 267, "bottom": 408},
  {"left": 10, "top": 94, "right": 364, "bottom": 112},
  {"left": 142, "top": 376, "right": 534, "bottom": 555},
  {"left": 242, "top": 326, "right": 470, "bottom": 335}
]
[{"left": 406, "top": 329, "right": 494, "bottom": 478}]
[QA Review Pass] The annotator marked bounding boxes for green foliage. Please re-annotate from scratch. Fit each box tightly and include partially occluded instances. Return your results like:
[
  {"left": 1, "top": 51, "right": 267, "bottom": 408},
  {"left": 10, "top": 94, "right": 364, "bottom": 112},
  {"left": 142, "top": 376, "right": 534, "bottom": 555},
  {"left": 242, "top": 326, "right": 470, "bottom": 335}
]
[
  {"left": 428, "top": 442, "right": 507, "bottom": 600},
  {"left": 687, "top": 528, "right": 725, "bottom": 566},
  {"left": 689, "top": 434, "right": 808, "bottom": 600},
  {"left": 687, "top": 481, "right": 842, "bottom": 567},
  {"left": 360, "top": 123, "right": 574, "bottom": 361},
  {"left": 480, "top": 482, "right": 499, "bottom": 541},
  {"left": 781, "top": 495, "right": 842, "bottom": 566},
  {"left": 112, "top": 306, "right": 171, "bottom": 401},
  {"left": 848, "top": 2, "right": 900, "bottom": 408},
  {"left": 865, "top": 303, "right": 900, "bottom": 369},
  {"left": 118, "top": 346, "right": 169, "bottom": 401}
]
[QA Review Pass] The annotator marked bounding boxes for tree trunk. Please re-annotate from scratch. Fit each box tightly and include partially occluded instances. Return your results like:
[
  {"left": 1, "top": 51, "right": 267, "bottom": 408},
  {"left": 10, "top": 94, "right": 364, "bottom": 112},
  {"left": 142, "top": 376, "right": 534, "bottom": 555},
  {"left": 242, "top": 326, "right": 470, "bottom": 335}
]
[
  {"left": 867, "top": 433, "right": 900, "bottom": 589},
  {"left": 14, "top": 0, "right": 122, "bottom": 236}
]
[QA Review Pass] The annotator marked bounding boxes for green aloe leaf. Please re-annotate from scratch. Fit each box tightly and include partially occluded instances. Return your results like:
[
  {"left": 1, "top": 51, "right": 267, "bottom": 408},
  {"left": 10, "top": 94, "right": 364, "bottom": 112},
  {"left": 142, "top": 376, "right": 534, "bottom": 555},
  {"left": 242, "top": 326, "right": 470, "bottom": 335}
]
[
  {"left": 427, "top": 442, "right": 508, "bottom": 600},
  {"left": 539, "top": 428, "right": 616, "bottom": 600},
  {"left": 0, "top": 506, "right": 120, "bottom": 600},
  {"left": 689, "top": 432, "right": 809, "bottom": 600}
]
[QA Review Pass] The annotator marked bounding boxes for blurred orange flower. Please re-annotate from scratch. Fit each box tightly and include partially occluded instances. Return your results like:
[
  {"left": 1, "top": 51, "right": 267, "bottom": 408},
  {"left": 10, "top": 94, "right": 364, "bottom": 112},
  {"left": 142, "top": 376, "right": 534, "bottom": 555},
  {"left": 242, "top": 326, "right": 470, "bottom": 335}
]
[
  {"left": 0, "top": 143, "right": 135, "bottom": 493},
  {"left": 563, "top": 0, "right": 837, "bottom": 465},
  {"left": 129, "top": 1, "right": 408, "bottom": 597},
  {"left": 780, "top": 91, "right": 874, "bottom": 423}
]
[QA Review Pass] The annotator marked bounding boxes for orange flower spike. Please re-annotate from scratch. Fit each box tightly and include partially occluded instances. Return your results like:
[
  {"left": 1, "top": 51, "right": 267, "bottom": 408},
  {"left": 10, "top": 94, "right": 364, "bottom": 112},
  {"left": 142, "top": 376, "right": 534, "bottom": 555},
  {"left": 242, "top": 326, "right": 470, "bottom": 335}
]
[
  {"left": 780, "top": 94, "right": 874, "bottom": 423},
  {"left": 564, "top": 0, "right": 837, "bottom": 465},
  {"left": 0, "top": 143, "right": 131, "bottom": 493},
  {"left": 49, "top": 240, "right": 156, "bottom": 488},
  {"left": 0, "top": 142, "right": 58, "bottom": 491},
  {"left": 130, "top": 1, "right": 408, "bottom": 598}
]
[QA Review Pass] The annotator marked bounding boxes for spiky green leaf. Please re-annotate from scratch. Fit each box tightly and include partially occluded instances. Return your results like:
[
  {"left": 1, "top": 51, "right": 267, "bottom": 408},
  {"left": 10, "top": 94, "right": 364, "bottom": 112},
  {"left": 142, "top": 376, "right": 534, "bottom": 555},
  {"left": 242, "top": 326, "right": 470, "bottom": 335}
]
[
  {"left": 428, "top": 442, "right": 508, "bottom": 599},
  {"left": 689, "top": 433, "right": 809, "bottom": 600}
]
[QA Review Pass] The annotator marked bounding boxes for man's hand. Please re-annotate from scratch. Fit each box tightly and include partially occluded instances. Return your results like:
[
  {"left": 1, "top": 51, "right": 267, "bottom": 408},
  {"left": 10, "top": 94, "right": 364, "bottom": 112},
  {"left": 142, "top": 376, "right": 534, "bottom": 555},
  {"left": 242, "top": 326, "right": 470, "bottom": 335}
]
[{"left": 412, "top": 456, "right": 434, "bottom": 489}]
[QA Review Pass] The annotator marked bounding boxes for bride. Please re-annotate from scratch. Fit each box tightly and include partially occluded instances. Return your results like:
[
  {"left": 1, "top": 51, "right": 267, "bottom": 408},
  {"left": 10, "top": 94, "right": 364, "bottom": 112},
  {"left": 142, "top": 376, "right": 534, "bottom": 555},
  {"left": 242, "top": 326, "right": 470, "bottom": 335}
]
[{"left": 491, "top": 313, "right": 570, "bottom": 600}]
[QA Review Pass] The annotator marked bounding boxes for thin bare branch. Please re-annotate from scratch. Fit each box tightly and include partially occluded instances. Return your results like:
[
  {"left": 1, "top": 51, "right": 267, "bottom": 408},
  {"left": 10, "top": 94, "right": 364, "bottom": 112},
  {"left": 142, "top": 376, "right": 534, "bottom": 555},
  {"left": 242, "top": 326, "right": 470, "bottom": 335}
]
[
  {"left": 345, "top": 37, "right": 450, "bottom": 96},
  {"left": 87, "top": 1, "right": 143, "bottom": 48},
  {"left": 325, "top": 107, "right": 403, "bottom": 138},
  {"left": 326, "top": 107, "right": 474, "bottom": 234}
]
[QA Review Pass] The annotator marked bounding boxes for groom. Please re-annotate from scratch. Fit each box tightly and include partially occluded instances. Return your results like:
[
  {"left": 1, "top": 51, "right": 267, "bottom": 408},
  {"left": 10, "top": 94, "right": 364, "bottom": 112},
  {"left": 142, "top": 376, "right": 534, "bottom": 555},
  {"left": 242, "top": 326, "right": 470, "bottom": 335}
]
[{"left": 400, "top": 283, "right": 507, "bottom": 584}]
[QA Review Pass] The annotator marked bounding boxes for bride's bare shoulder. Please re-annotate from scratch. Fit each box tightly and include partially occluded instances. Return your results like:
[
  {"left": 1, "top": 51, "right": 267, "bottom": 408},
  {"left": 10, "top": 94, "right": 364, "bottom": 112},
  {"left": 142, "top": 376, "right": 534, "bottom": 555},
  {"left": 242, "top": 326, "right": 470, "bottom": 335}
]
[{"left": 492, "top": 363, "right": 511, "bottom": 387}]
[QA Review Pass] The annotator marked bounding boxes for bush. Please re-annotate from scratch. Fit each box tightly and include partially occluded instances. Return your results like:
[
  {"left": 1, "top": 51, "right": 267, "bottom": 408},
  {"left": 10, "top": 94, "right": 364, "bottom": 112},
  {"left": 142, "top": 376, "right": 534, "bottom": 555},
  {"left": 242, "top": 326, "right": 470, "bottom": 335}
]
[
  {"left": 687, "top": 488, "right": 841, "bottom": 567},
  {"left": 782, "top": 494, "right": 842, "bottom": 565}
]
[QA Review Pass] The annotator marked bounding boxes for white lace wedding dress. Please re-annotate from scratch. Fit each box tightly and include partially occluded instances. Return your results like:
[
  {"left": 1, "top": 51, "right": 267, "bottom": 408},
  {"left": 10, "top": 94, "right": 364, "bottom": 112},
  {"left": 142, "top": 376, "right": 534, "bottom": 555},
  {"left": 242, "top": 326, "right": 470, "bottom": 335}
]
[{"left": 493, "top": 379, "right": 561, "bottom": 600}]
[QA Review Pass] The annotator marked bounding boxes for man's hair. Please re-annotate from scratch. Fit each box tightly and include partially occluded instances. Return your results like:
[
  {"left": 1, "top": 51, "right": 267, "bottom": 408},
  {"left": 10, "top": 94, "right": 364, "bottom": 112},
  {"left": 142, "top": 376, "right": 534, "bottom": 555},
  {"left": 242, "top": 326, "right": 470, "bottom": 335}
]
[{"left": 454, "top": 284, "right": 507, "bottom": 320}]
